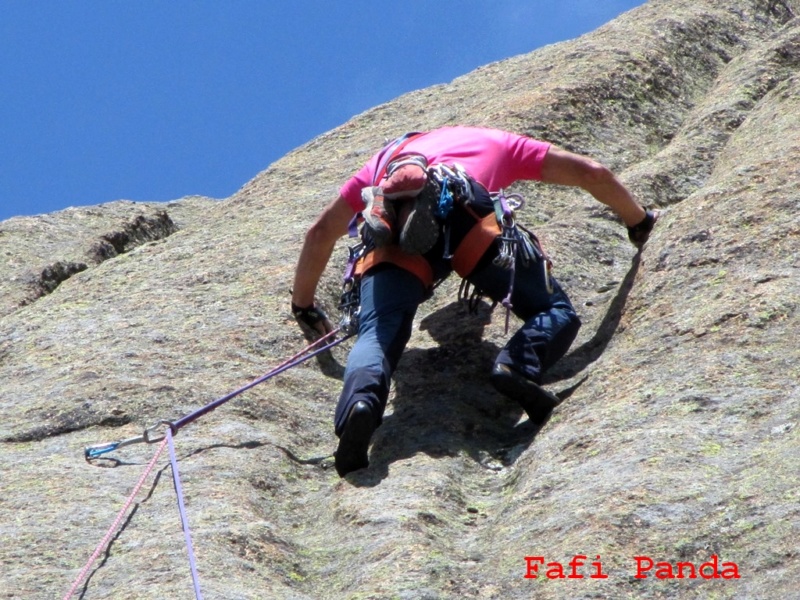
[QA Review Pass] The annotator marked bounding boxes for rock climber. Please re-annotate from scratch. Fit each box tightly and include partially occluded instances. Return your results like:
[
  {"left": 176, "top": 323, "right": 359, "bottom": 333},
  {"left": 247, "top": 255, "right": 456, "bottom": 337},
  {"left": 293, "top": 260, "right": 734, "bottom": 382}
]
[{"left": 290, "top": 126, "right": 658, "bottom": 476}]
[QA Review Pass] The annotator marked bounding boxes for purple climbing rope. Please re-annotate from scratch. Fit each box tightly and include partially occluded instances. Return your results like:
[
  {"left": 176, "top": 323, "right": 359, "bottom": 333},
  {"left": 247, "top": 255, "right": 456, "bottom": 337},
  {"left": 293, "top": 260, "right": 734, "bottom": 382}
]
[{"left": 166, "top": 428, "right": 203, "bottom": 599}]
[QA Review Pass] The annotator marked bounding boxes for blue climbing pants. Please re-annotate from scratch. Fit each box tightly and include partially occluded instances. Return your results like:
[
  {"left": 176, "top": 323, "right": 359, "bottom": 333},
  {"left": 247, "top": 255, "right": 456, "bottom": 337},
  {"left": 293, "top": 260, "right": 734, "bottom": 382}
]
[{"left": 333, "top": 256, "right": 581, "bottom": 435}]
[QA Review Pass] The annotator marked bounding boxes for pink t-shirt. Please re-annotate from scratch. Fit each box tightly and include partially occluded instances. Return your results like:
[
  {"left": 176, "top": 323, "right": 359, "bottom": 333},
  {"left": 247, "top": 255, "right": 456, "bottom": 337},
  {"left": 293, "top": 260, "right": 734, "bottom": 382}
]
[{"left": 340, "top": 126, "right": 551, "bottom": 212}]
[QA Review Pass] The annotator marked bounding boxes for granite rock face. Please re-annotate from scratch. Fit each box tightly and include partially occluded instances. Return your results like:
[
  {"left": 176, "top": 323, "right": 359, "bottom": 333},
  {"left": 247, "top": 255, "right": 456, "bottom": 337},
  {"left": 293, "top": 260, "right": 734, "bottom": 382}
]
[{"left": 1, "top": 1, "right": 798, "bottom": 598}]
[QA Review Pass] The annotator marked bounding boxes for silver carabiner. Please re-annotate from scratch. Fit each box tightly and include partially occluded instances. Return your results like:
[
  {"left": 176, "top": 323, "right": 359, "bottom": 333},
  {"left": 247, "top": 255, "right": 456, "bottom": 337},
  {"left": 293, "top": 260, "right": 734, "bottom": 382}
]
[{"left": 504, "top": 192, "right": 525, "bottom": 212}]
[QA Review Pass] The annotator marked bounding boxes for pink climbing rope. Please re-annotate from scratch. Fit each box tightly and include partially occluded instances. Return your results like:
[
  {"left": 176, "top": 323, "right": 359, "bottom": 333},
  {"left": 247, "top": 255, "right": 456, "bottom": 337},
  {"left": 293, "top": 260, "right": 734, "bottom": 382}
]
[
  {"left": 69, "top": 331, "right": 351, "bottom": 598},
  {"left": 63, "top": 436, "right": 169, "bottom": 599}
]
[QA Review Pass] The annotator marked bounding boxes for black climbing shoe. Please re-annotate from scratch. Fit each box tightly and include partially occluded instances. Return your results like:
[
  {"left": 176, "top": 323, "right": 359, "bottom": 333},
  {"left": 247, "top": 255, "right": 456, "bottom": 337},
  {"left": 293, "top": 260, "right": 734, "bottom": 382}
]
[
  {"left": 335, "top": 401, "right": 375, "bottom": 477},
  {"left": 490, "top": 364, "right": 559, "bottom": 425},
  {"left": 398, "top": 187, "right": 440, "bottom": 255}
]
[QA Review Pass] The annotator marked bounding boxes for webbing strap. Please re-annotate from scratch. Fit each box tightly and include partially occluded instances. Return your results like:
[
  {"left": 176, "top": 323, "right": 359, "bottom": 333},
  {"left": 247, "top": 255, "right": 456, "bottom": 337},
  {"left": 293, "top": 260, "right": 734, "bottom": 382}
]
[
  {"left": 451, "top": 213, "right": 502, "bottom": 277},
  {"left": 355, "top": 244, "right": 434, "bottom": 289},
  {"left": 372, "top": 132, "right": 424, "bottom": 185}
]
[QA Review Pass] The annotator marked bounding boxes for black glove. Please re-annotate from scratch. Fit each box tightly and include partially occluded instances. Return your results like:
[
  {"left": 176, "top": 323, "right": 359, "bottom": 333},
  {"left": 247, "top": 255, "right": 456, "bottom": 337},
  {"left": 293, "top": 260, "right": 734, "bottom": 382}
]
[
  {"left": 291, "top": 302, "right": 334, "bottom": 342},
  {"left": 627, "top": 210, "right": 659, "bottom": 248}
]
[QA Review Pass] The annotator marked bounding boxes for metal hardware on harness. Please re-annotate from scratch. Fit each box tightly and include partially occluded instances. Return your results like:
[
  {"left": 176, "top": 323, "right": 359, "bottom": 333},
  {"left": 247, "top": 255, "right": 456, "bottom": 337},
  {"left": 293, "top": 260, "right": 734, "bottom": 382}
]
[
  {"left": 516, "top": 228, "right": 538, "bottom": 265},
  {"left": 339, "top": 278, "right": 361, "bottom": 336},
  {"left": 492, "top": 189, "right": 519, "bottom": 270},
  {"left": 428, "top": 163, "right": 474, "bottom": 262},
  {"left": 458, "top": 279, "right": 495, "bottom": 314},
  {"left": 517, "top": 222, "right": 554, "bottom": 294},
  {"left": 503, "top": 191, "right": 526, "bottom": 212},
  {"left": 490, "top": 189, "right": 533, "bottom": 334},
  {"left": 436, "top": 177, "right": 455, "bottom": 259},
  {"left": 339, "top": 242, "right": 366, "bottom": 336},
  {"left": 495, "top": 224, "right": 518, "bottom": 270},
  {"left": 429, "top": 163, "right": 474, "bottom": 207},
  {"left": 436, "top": 176, "right": 454, "bottom": 220},
  {"left": 544, "top": 257, "right": 554, "bottom": 295}
]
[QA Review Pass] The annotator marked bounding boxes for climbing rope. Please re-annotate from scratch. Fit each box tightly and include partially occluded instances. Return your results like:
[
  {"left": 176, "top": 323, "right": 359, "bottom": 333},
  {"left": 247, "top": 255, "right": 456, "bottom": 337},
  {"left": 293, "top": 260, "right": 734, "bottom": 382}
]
[
  {"left": 63, "top": 436, "right": 169, "bottom": 599},
  {"left": 70, "top": 330, "right": 352, "bottom": 598},
  {"left": 166, "top": 428, "right": 203, "bottom": 599},
  {"left": 85, "top": 329, "right": 350, "bottom": 460}
]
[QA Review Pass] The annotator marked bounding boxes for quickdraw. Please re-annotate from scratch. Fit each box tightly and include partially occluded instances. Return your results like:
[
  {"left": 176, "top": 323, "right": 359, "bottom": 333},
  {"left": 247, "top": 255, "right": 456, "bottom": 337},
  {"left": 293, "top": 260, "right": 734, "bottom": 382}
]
[
  {"left": 84, "top": 420, "right": 170, "bottom": 460},
  {"left": 76, "top": 326, "right": 354, "bottom": 600},
  {"left": 493, "top": 189, "right": 522, "bottom": 332},
  {"left": 457, "top": 188, "right": 554, "bottom": 332}
]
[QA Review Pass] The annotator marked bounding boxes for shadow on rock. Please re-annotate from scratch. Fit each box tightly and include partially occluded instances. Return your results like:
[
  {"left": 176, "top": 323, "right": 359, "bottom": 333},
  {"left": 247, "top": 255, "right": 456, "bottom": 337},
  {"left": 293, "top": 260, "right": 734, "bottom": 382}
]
[
  {"left": 345, "top": 253, "right": 641, "bottom": 485},
  {"left": 544, "top": 252, "right": 642, "bottom": 384},
  {"left": 348, "top": 301, "right": 544, "bottom": 486},
  {"left": 313, "top": 348, "right": 346, "bottom": 379}
]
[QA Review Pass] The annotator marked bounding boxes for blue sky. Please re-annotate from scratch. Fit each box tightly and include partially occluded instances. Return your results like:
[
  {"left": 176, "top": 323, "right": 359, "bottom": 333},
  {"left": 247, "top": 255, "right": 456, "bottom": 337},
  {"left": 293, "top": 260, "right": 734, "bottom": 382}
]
[{"left": 0, "top": 1, "right": 644, "bottom": 222}]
